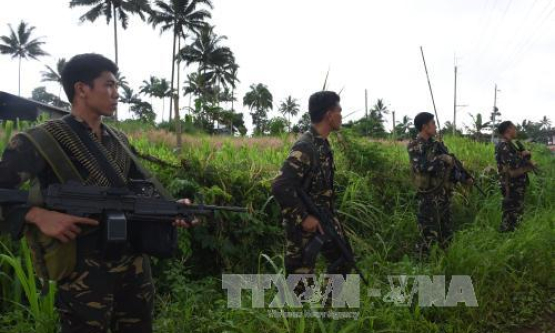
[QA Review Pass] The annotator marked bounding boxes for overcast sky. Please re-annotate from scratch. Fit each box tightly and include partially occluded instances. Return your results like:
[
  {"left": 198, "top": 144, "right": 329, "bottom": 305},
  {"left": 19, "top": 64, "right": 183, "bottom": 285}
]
[{"left": 1, "top": 0, "right": 554, "bottom": 133}]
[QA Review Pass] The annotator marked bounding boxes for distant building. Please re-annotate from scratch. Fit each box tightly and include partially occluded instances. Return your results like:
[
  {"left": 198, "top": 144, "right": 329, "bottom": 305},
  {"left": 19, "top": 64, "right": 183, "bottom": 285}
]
[{"left": 0, "top": 91, "right": 69, "bottom": 121}]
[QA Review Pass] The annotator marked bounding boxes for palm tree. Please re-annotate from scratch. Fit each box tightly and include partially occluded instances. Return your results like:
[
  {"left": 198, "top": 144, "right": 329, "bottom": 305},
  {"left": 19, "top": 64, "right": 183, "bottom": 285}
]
[
  {"left": 540, "top": 115, "right": 551, "bottom": 131},
  {"left": 0, "top": 21, "right": 48, "bottom": 96},
  {"left": 179, "top": 25, "right": 237, "bottom": 127},
  {"left": 139, "top": 75, "right": 160, "bottom": 105},
  {"left": 41, "top": 58, "right": 66, "bottom": 99},
  {"left": 278, "top": 96, "right": 300, "bottom": 132},
  {"left": 120, "top": 85, "right": 141, "bottom": 114},
  {"left": 370, "top": 99, "right": 389, "bottom": 121},
  {"left": 466, "top": 112, "right": 491, "bottom": 141},
  {"left": 153, "top": 78, "right": 172, "bottom": 121},
  {"left": 243, "top": 83, "right": 273, "bottom": 134},
  {"left": 179, "top": 25, "right": 234, "bottom": 89},
  {"left": 394, "top": 115, "right": 413, "bottom": 136},
  {"left": 149, "top": 0, "right": 213, "bottom": 129},
  {"left": 69, "top": 0, "right": 150, "bottom": 65}
]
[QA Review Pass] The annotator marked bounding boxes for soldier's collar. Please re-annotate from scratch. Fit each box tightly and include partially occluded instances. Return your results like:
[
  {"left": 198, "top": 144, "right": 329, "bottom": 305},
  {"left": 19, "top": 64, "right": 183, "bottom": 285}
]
[
  {"left": 416, "top": 133, "right": 434, "bottom": 143},
  {"left": 309, "top": 126, "right": 327, "bottom": 142},
  {"left": 69, "top": 114, "right": 109, "bottom": 137}
]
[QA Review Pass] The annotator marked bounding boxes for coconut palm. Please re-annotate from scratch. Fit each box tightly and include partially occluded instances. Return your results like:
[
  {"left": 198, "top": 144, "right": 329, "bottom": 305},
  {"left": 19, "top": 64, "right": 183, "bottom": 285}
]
[
  {"left": 179, "top": 25, "right": 235, "bottom": 90},
  {"left": 540, "top": 115, "right": 551, "bottom": 131},
  {"left": 466, "top": 112, "right": 491, "bottom": 141},
  {"left": 120, "top": 85, "right": 141, "bottom": 114},
  {"left": 139, "top": 75, "right": 160, "bottom": 104},
  {"left": 243, "top": 83, "right": 273, "bottom": 134},
  {"left": 0, "top": 21, "right": 48, "bottom": 96},
  {"left": 153, "top": 78, "right": 172, "bottom": 120},
  {"left": 69, "top": 0, "right": 150, "bottom": 65},
  {"left": 149, "top": 0, "right": 213, "bottom": 118},
  {"left": 394, "top": 115, "right": 413, "bottom": 136},
  {"left": 41, "top": 58, "right": 66, "bottom": 99},
  {"left": 278, "top": 96, "right": 300, "bottom": 132}
]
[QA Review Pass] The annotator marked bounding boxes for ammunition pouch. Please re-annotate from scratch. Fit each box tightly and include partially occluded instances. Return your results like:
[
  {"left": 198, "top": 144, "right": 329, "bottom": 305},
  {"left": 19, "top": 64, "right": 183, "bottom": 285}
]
[
  {"left": 413, "top": 172, "right": 431, "bottom": 190},
  {"left": 20, "top": 127, "right": 84, "bottom": 283},
  {"left": 26, "top": 227, "right": 77, "bottom": 282}
]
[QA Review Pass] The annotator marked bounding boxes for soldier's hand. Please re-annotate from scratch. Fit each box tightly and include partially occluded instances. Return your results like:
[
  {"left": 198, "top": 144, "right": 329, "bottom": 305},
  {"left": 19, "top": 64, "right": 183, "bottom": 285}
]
[
  {"left": 438, "top": 154, "right": 454, "bottom": 166},
  {"left": 301, "top": 215, "right": 324, "bottom": 235},
  {"left": 521, "top": 150, "right": 532, "bottom": 158},
  {"left": 25, "top": 207, "right": 99, "bottom": 243},
  {"left": 174, "top": 198, "right": 200, "bottom": 228},
  {"left": 466, "top": 178, "right": 474, "bottom": 185}
]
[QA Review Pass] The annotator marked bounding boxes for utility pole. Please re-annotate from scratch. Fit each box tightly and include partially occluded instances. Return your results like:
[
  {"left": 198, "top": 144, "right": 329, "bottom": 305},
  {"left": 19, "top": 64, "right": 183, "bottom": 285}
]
[
  {"left": 453, "top": 65, "right": 457, "bottom": 135},
  {"left": 392, "top": 110, "right": 396, "bottom": 141},
  {"left": 491, "top": 84, "right": 499, "bottom": 143},
  {"left": 364, "top": 89, "right": 369, "bottom": 136}
]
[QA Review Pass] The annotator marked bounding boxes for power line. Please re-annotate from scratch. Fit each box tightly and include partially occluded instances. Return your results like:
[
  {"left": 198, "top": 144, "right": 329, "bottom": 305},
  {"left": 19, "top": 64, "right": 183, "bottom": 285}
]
[{"left": 502, "top": 1, "right": 555, "bottom": 70}]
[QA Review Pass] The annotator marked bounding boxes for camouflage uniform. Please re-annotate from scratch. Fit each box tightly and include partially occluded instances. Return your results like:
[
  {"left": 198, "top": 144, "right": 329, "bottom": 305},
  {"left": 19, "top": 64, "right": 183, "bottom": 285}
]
[
  {"left": 495, "top": 140, "right": 531, "bottom": 232},
  {"left": 407, "top": 134, "right": 455, "bottom": 251},
  {"left": 272, "top": 127, "right": 351, "bottom": 275},
  {"left": 0, "top": 115, "right": 154, "bottom": 333}
]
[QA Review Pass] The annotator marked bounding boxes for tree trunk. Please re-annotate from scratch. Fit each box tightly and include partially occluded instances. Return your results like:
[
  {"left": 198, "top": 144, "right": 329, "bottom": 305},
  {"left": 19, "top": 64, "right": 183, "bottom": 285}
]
[
  {"left": 18, "top": 56, "right": 21, "bottom": 96},
  {"left": 230, "top": 87, "right": 234, "bottom": 135},
  {"left": 113, "top": 5, "right": 119, "bottom": 120},
  {"left": 113, "top": 5, "right": 119, "bottom": 65},
  {"left": 162, "top": 97, "right": 165, "bottom": 122},
  {"left": 174, "top": 93, "right": 181, "bottom": 148},
  {"left": 169, "top": 30, "right": 177, "bottom": 122},
  {"left": 176, "top": 36, "right": 181, "bottom": 123}
]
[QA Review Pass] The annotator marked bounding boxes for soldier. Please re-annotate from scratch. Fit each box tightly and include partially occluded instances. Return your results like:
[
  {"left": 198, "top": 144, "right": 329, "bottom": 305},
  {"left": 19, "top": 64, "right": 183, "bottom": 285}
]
[
  {"left": 0, "top": 53, "right": 195, "bottom": 333},
  {"left": 272, "top": 91, "right": 352, "bottom": 282},
  {"left": 407, "top": 112, "right": 471, "bottom": 253},
  {"left": 495, "top": 121, "right": 536, "bottom": 232}
]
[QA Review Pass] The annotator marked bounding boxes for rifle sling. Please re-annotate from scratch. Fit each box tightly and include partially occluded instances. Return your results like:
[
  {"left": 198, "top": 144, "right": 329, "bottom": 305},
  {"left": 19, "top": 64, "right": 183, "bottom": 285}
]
[
  {"left": 20, "top": 127, "right": 83, "bottom": 184},
  {"left": 104, "top": 126, "right": 174, "bottom": 200}
]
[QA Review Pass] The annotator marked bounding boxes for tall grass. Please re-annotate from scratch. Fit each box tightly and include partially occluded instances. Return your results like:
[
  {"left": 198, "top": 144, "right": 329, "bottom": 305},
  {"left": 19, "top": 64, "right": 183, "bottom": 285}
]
[{"left": 0, "top": 124, "right": 553, "bottom": 332}]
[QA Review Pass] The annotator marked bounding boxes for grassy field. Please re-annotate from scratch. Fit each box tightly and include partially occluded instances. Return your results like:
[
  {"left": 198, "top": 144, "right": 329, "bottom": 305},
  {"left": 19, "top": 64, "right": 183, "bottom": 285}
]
[{"left": 0, "top": 122, "right": 554, "bottom": 333}]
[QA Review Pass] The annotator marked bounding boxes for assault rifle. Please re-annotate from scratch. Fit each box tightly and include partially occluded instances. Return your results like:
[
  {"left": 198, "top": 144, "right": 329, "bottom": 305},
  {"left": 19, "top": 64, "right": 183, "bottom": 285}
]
[
  {"left": 297, "top": 189, "right": 369, "bottom": 286},
  {"left": 437, "top": 142, "right": 487, "bottom": 197},
  {"left": 514, "top": 141, "right": 539, "bottom": 175},
  {"left": 0, "top": 181, "right": 247, "bottom": 242}
]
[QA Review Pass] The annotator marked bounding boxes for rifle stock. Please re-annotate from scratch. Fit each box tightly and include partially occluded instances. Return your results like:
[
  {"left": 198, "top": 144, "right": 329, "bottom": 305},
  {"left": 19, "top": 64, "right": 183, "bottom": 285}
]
[{"left": 437, "top": 142, "right": 487, "bottom": 197}]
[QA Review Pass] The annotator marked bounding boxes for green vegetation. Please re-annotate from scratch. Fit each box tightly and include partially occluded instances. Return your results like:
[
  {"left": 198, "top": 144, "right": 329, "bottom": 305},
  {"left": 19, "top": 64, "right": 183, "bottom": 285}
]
[{"left": 0, "top": 120, "right": 553, "bottom": 332}]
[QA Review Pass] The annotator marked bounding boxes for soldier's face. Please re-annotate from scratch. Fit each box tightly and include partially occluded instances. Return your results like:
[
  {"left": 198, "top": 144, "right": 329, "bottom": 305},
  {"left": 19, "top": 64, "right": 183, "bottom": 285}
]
[
  {"left": 327, "top": 105, "right": 342, "bottom": 131},
  {"left": 422, "top": 120, "right": 437, "bottom": 136},
  {"left": 506, "top": 125, "right": 517, "bottom": 139},
  {"left": 80, "top": 71, "right": 119, "bottom": 117}
]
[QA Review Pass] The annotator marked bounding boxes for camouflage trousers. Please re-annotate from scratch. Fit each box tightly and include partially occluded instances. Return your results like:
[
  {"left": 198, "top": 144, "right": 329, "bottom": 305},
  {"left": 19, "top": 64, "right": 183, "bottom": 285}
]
[
  {"left": 284, "top": 218, "right": 352, "bottom": 276},
  {"left": 500, "top": 183, "right": 526, "bottom": 232},
  {"left": 56, "top": 251, "right": 154, "bottom": 333},
  {"left": 416, "top": 192, "right": 453, "bottom": 251}
]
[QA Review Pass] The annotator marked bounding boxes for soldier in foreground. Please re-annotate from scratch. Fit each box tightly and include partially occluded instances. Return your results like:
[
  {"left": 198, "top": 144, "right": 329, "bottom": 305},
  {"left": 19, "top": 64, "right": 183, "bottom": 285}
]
[
  {"left": 407, "top": 112, "right": 472, "bottom": 253},
  {"left": 272, "top": 91, "right": 353, "bottom": 281},
  {"left": 0, "top": 53, "right": 195, "bottom": 333},
  {"left": 495, "top": 121, "right": 536, "bottom": 232}
]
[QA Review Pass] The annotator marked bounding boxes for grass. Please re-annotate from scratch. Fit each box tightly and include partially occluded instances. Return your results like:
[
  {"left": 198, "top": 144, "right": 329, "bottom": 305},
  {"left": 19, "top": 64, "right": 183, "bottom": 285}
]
[{"left": 0, "top": 122, "right": 553, "bottom": 332}]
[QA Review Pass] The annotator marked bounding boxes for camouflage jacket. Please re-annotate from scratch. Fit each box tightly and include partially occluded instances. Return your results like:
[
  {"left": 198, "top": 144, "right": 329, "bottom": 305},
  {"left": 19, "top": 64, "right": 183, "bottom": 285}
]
[
  {"left": 495, "top": 139, "right": 528, "bottom": 187},
  {"left": 0, "top": 115, "right": 142, "bottom": 239},
  {"left": 271, "top": 127, "right": 335, "bottom": 226},
  {"left": 407, "top": 134, "right": 453, "bottom": 193}
]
